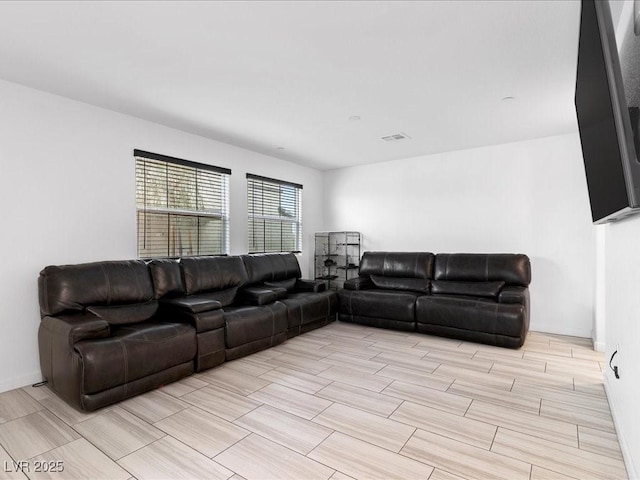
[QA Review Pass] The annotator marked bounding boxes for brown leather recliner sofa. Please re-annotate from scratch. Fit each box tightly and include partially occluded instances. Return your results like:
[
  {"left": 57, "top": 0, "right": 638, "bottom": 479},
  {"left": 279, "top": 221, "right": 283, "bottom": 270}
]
[
  {"left": 38, "top": 260, "right": 197, "bottom": 412},
  {"left": 338, "top": 252, "right": 531, "bottom": 348},
  {"left": 37, "top": 253, "right": 336, "bottom": 411}
]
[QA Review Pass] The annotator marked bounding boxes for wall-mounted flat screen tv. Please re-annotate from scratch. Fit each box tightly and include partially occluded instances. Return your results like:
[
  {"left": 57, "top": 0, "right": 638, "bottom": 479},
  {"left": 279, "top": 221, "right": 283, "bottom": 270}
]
[{"left": 575, "top": 0, "right": 640, "bottom": 224}]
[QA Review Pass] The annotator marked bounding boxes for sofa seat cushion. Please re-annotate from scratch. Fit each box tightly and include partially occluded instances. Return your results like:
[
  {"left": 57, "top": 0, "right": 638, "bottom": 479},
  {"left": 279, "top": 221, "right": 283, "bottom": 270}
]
[
  {"left": 281, "top": 291, "right": 337, "bottom": 329},
  {"left": 338, "top": 289, "right": 419, "bottom": 323},
  {"left": 416, "top": 295, "right": 525, "bottom": 337},
  {"left": 74, "top": 321, "right": 196, "bottom": 395},
  {"left": 264, "top": 278, "right": 297, "bottom": 292},
  {"left": 240, "top": 287, "right": 287, "bottom": 306},
  {"left": 430, "top": 294, "right": 497, "bottom": 304},
  {"left": 87, "top": 299, "right": 158, "bottom": 325},
  {"left": 430, "top": 281, "right": 505, "bottom": 299},
  {"left": 370, "top": 276, "right": 430, "bottom": 294},
  {"left": 160, "top": 297, "right": 222, "bottom": 314},
  {"left": 223, "top": 303, "right": 288, "bottom": 348},
  {"left": 186, "top": 289, "right": 238, "bottom": 308}
]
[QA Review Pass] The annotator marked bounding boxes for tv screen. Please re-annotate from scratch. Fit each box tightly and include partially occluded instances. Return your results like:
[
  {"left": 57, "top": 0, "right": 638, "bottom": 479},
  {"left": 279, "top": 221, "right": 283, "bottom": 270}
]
[{"left": 575, "top": 0, "right": 640, "bottom": 223}]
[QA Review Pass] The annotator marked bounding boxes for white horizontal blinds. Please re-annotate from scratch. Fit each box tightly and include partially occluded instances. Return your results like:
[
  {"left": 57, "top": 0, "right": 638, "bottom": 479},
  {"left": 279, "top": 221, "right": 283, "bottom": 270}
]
[
  {"left": 247, "top": 174, "right": 302, "bottom": 253},
  {"left": 135, "top": 150, "right": 230, "bottom": 258}
]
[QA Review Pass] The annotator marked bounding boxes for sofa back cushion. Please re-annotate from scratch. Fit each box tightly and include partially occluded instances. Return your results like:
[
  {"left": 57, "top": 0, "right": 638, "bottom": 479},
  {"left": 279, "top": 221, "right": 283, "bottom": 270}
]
[
  {"left": 370, "top": 276, "right": 430, "bottom": 294},
  {"left": 434, "top": 254, "right": 530, "bottom": 286},
  {"left": 148, "top": 259, "right": 185, "bottom": 299},
  {"left": 180, "top": 256, "right": 248, "bottom": 304},
  {"left": 431, "top": 280, "right": 505, "bottom": 299},
  {"left": 241, "top": 253, "right": 301, "bottom": 285},
  {"left": 38, "top": 260, "right": 156, "bottom": 320},
  {"left": 360, "top": 252, "right": 434, "bottom": 280}
]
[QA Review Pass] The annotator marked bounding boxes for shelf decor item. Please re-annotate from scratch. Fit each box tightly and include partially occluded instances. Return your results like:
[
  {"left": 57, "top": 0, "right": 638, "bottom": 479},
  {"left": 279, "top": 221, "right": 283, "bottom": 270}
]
[{"left": 314, "top": 231, "right": 361, "bottom": 290}]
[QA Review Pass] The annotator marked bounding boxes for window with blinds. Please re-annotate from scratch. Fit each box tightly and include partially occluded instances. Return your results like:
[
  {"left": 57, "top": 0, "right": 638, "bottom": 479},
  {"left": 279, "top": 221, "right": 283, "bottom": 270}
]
[
  {"left": 247, "top": 174, "right": 302, "bottom": 253},
  {"left": 135, "top": 149, "right": 231, "bottom": 258}
]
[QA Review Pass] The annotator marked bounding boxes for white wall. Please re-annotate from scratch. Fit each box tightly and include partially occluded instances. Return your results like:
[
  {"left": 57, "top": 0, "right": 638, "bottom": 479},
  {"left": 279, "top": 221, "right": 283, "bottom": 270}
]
[
  {"left": 0, "top": 79, "right": 324, "bottom": 393},
  {"left": 594, "top": 225, "right": 608, "bottom": 352},
  {"left": 602, "top": 220, "right": 640, "bottom": 479},
  {"left": 324, "top": 133, "right": 596, "bottom": 337},
  {"left": 600, "top": 3, "right": 640, "bottom": 476}
]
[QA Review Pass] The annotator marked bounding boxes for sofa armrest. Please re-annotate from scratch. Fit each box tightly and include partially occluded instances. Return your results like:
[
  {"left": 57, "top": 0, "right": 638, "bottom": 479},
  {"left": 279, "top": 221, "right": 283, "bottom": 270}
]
[
  {"left": 498, "top": 286, "right": 529, "bottom": 305},
  {"left": 239, "top": 286, "right": 287, "bottom": 306},
  {"left": 160, "top": 297, "right": 222, "bottom": 314},
  {"left": 39, "top": 312, "right": 110, "bottom": 349},
  {"left": 344, "top": 276, "right": 374, "bottom": 290},
  {"left": 295, "top": 279, "right": 326, "bottom": 293},
  {"left": 38, "top": 312, "right": 110, "bottom": 410}
]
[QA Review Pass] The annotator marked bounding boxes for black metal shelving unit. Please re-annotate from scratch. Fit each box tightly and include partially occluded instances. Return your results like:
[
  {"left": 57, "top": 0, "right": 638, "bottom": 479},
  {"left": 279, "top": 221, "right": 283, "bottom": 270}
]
[{"left": 314, "top": 231, "right": 361, "bottom": 290}]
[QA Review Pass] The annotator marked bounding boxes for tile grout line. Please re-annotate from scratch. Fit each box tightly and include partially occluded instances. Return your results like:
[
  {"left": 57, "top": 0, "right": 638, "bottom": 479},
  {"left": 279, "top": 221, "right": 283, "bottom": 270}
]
[
  {"left": 488, "top": 425, "right": 623, "bottom": 477},
  {"left": 386, "top": 399, "right": 406, "bottom": 420},
  {"left": 489, "top": 423, "right": 499, "bottom": 452},
  {"left": 38, "top": 403, "right": 139, "bottom": 479}
]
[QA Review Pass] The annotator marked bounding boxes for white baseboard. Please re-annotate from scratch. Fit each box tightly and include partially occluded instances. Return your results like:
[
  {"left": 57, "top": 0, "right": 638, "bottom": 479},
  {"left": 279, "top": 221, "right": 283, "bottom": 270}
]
[
  {"left": 529, "top": 325, "right": 592, "bottom": 340},
  {"left": 604, "top": 375, "right": 638, "bottom": 480},
  {"left": 0, "top": 370, "right": 43, "bottom": 394},
  {"left": 593, "top": 340, "right": 606, "bottom": 352}
]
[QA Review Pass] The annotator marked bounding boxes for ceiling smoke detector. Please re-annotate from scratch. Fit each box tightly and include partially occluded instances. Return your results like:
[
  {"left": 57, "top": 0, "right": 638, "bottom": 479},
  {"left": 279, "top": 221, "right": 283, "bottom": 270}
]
[{"left": 381, "top": 132, "right": 411, "bottom": 142}]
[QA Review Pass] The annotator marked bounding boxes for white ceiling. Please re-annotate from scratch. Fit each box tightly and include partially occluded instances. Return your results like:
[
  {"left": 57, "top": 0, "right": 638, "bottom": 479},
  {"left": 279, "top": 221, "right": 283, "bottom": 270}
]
[{"left": 0, "top": 1, "right": 581, "bottom": 171}]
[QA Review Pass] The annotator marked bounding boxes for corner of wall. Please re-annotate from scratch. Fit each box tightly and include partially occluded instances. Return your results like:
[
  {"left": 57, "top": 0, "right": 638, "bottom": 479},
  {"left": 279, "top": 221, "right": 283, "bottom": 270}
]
[{"left": 593, "top": 340, "right": 607, "bottom": 353}]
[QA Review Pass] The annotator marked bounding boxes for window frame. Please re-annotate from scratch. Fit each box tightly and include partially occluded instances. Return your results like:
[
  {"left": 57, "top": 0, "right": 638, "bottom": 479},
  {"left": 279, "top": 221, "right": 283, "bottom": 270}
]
[
  {"left": 246, "top": 173, "right": 303, "bottom": 254},
  {"left": 135, "top": 149, "right": 231, "bottom": 258}
]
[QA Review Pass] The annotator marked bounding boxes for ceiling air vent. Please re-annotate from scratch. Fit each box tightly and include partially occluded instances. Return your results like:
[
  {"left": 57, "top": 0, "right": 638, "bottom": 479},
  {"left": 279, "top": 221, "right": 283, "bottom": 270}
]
[{"left": 381, "top": 132, "right": 411, "bottom": 142}]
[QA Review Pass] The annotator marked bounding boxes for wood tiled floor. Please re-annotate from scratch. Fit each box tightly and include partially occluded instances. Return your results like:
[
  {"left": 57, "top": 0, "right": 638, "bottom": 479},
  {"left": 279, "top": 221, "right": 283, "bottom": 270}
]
[{"left": 0, "top": 322, "right": 628, "bottom": 480}]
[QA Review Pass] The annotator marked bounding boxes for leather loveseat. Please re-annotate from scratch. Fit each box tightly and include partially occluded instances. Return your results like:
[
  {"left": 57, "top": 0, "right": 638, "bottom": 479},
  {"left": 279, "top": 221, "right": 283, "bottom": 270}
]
[
  {"left": 37, "top": 252, "right": 337, "bottom": 411},
  {"left": 338, "top": 252, "right": 531, "bottom": 348}
]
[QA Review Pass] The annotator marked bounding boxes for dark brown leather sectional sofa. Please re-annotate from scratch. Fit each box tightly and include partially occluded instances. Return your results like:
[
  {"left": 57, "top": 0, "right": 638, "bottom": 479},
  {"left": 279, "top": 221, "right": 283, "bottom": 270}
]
[
  {"left": 37, "top": 253, "right": 336, "bottom": 411},
  {"left": 37, "top": 250, "right": 529, "bottom": 412},
  {"left": 339, "top": 252, "right": 531, "bottom": 349}
]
